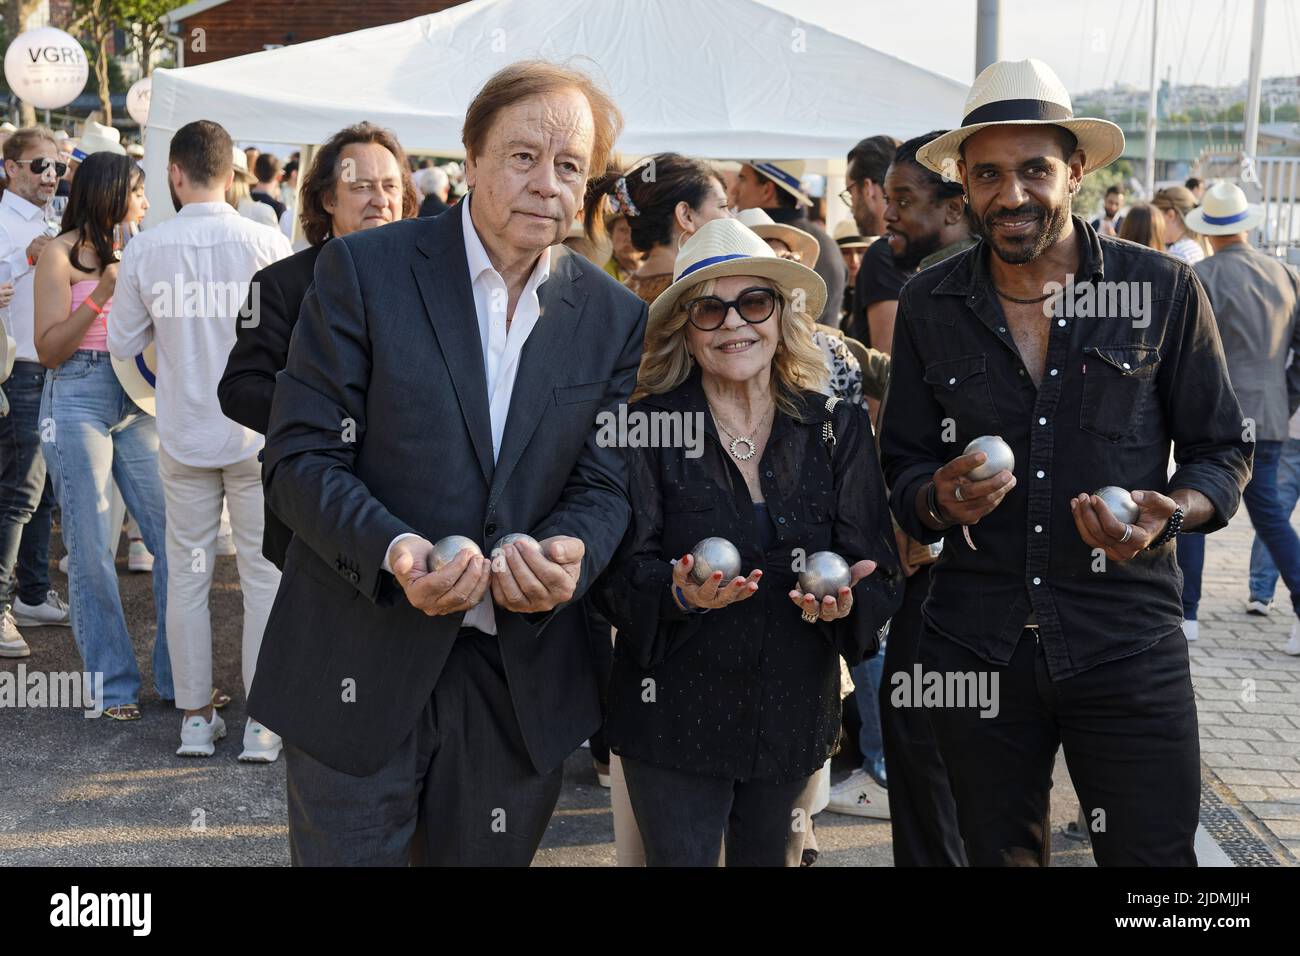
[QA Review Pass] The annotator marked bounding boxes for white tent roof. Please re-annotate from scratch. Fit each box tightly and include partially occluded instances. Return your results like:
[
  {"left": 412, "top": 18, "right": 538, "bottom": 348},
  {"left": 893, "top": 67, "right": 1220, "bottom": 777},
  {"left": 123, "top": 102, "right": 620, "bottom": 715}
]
[{"left": 143, "top": 0, "right": 967, "bottom": 220}]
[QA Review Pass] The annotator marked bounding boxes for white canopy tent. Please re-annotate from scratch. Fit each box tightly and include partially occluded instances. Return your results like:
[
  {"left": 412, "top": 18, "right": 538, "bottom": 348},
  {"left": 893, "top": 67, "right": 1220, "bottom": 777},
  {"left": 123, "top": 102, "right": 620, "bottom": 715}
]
[{"left": 143, "top": 0, "right": 968, "bottom": 225}]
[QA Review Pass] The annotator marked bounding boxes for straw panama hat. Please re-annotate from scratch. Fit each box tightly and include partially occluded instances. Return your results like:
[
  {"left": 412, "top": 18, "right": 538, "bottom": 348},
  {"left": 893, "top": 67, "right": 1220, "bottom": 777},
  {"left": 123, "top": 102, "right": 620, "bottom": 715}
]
[
  {"left": 1183, "top": 182, "right": 1264, "bottom": 235},
  {"left": 736, "top": 207, "right": 820, "bottom": 267},
  {"left": 230, "top": 146, "right": 257, "bottom": 184},
  {"left": 917, "top": 58, "right": 1125, "bottom": 178},
  {"left": 745, "top": 159, "right": 813, "bottom": 207},
  {"left": 71, "top": 120, "right": 125, "bottom": 161},
  {"left": 648, "top": 218, "right": 826, "bottom": 331},
  {"left": 112, "top": 346, "right": 158, "bottom": 416},
  {"left": 832, "top": 219, "right": 872, "bottom": 249},
  {"left": 0, "top": 331, "right": 17, "bottom": 383}
]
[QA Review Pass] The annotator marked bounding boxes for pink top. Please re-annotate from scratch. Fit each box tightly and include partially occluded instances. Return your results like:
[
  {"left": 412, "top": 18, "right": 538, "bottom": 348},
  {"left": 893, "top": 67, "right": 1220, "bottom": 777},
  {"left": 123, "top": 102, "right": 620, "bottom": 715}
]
[{"left": 69, "top": 280, "right": 109, "bottom": 352}]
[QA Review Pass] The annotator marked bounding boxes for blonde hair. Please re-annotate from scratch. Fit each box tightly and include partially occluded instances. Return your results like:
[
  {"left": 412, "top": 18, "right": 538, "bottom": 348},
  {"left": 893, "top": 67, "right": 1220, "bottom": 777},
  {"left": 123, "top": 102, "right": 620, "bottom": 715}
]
[
  {"left": 1152, "top": 186, "right": 1211, "bottom": 255},
  {"left": 633, "top": 277, "right": 828, "bottom": 418},
  {"left": 227, "top": 175, "right": 252, "bottom": 208}
]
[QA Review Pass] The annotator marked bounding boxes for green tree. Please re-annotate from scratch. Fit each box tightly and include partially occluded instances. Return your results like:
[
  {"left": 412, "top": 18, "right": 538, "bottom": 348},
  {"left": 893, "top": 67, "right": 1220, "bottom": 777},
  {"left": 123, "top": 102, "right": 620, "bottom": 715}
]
[
  {"left": 119, "top": 0, "right": 186, "bottom": 77},
  {"left": 70, "top": 0, "right": 126, "bottom": 124}
]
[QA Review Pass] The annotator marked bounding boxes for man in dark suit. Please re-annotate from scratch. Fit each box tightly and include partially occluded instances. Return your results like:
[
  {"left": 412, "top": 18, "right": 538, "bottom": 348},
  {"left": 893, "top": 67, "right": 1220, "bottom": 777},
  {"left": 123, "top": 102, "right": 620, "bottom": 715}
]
[
  {"left": 219, "top": 122, "right": 420, "bottom": 568},
  {"left": 247, "top": 61, "right": 647, "bottom": 866}
]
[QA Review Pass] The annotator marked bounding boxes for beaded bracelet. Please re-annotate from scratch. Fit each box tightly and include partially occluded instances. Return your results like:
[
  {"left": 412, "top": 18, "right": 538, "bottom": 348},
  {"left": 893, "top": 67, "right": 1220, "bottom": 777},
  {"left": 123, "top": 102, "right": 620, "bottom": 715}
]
[{"left": 1145, "top": 507, "right": 1184, "bottom": 551}]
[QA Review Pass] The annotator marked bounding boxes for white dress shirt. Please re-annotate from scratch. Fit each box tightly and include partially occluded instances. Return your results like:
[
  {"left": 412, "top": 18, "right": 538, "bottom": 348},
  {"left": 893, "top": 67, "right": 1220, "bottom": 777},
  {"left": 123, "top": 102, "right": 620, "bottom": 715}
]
[
  {"left": 0, "top": 190, "right": 50, "bottom": 362},
  {"left": 108, "top": 201, "right": 293, "bottom": 468},
  {"left": 385, "top": 195, "right": 551, "bottom": 635}
]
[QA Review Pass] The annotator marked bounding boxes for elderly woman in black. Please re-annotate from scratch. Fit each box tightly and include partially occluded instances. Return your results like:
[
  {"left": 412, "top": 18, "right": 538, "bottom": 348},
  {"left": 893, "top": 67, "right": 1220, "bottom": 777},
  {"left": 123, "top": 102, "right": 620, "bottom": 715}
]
[{"left": 596, "top": 218, "right": 902, "bottom": 866}]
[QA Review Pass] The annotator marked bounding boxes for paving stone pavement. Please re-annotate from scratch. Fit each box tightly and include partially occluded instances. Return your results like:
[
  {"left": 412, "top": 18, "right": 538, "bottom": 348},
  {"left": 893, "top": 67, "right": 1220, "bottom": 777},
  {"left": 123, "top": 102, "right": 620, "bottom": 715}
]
[{"left": 1187, "top": 507, "right": 1300, "bottom": 862}]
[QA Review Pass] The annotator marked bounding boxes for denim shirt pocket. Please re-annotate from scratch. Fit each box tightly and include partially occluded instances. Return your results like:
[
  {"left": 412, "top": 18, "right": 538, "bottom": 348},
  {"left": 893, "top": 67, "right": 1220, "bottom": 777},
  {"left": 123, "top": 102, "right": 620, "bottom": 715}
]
[
  {"left": 922, "top": 352, "right": 1002, "bottom": 435},
  {"left": 1079, "top": 344, "right": 1161, "bottom": 442}
]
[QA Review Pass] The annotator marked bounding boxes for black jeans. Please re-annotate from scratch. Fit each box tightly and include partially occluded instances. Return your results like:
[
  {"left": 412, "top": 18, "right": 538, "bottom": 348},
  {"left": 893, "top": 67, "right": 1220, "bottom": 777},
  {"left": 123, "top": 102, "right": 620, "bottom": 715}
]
[
  {"left": 879, "top": 565, "right": 967, "bottom": 866},
  {"left": 920, "top": 627, "right": 1199, "bottom": 866},
  {"left": 284, "top": 629, "right": 563, "bottom": 866},
  {"left": 0, "top": 362, "right": 54, "bottom": 609},
  {"left": 620, "top": 756, "right": 813, "bottom": 866}
]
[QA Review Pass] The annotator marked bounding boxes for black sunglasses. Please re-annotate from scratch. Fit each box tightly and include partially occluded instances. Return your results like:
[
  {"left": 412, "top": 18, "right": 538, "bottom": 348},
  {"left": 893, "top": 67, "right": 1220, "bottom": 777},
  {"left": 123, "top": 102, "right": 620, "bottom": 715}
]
[
  {"left": 13, "top": 158, "right": 68, "bottom": 177},
  {"left": 684, "top": 286, "right": 781, "bottom": 331}
]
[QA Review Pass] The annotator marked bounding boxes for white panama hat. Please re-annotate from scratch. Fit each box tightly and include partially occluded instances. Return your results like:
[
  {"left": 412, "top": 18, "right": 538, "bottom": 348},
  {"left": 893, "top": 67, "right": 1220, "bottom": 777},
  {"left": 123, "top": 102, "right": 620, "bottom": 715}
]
[
  {"left": 112, "top": 345, "right": 158, "bottom": 416},
  {"left": 71, "top": 120, "right": 125, "bottom": 161},
  {"left": 735, "top": 207, "right": 820, "bottom": 267},
  {"left": 916, "top": 58, "right": 1125, "bottom": 178},
  {"left": 1183, "top": 181, "right": 1264, "bottom": 236},
  {"left": 648, "top": 218, "right": 826, "bottom": 331}
]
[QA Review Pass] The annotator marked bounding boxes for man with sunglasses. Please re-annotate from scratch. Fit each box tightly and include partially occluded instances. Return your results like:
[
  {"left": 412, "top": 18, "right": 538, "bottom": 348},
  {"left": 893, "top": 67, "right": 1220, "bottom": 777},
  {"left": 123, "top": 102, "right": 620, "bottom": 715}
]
[{"left": 0, "top": 127, "right": 72, "bottom": 659}]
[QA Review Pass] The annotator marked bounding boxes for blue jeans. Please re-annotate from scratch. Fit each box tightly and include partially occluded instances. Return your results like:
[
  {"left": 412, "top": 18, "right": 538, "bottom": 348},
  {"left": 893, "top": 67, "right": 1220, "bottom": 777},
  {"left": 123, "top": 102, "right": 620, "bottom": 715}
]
[
  {"left": 1176, "top": 533, "right": 1204, "bottom": 620},
  {"left": 1248, "top": 437, "right": 1300, "bottom": 602},
  {"left": 41, "top": 352, "right": 171, "bottom": 707},
  {"left": 849, "top": 641, "right": 887, "bottom": 786},
  {"left": 0, "top": 361, "right": 55, "bottom": 610}
]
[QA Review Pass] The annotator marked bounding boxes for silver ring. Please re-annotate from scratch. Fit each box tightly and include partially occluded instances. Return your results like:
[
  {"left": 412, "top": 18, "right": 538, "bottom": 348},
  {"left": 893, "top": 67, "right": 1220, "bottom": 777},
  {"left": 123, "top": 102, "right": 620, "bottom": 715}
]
[
  {"left": 1119, "top": 524, "right": 1133, "bottom": 544},
  {"left": 954, "top": 484, "right": 965, "bottom": 502}
]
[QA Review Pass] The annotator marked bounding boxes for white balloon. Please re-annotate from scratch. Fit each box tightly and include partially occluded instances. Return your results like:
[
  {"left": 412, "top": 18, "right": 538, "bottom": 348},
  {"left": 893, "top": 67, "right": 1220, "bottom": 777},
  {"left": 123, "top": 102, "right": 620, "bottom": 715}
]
[
  {"left": 126, "top": 76, "right": 152, "bottom": 126},
  {"left": 4, "top": 27, "right": 89, "bottom": 110}
]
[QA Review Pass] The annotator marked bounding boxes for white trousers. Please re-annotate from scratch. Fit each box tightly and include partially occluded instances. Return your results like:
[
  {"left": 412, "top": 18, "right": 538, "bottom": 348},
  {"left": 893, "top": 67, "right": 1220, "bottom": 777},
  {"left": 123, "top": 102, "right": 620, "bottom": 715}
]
[{"left": 158, "top": 448, "right": 281, "bottom": 711}]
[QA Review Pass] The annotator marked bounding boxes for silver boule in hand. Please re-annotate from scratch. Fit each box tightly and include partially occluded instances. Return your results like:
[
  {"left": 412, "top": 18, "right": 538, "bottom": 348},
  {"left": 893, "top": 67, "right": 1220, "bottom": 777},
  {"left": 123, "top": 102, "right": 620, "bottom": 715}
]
[
  {"left": 491, "top": 532, "right": 538, "bottom": 557},
  {"left": 1094, "top": 486, "right": 1140, "bottom": 524},
  {"left": 689, "top": 537, "right": 742, "bottom": 584},
  {"left": 963, "top": 435, "right": 1015, "bottom": 481},
  {"left": 430, "top": 534, "right": 482, "bottom": 571},
  {"left": 798, "top": 551, "right": 851, "bottom": 601},
  {"left": 491, "top": 532, "right": 539, "bottom": 571}
]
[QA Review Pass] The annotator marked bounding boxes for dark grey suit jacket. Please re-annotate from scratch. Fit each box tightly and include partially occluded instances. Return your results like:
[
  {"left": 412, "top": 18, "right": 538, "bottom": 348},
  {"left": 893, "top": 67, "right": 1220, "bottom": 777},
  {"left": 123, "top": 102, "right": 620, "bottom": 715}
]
[{"left": 247, "top": 202, "right": 648, "bottom": 777}]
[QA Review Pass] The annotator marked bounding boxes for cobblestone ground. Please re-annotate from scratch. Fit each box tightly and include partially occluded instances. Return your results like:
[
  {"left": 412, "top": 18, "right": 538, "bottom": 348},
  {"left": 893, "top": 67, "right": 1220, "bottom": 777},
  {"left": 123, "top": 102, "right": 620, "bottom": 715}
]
[
  {"left": 1187, "top": 510, "right": 1300, "bottom": 862},
  {"left": 1, "top": 514, "right": 1294, "bottom": 866}
]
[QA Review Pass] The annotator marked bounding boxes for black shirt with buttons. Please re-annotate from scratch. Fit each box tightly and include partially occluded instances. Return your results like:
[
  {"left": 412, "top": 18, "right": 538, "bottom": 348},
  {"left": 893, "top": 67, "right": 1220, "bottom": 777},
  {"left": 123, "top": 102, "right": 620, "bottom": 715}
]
[
  {"left": 595, "top": 366, "right": 902, "bottom": 783},
  {"left": 879, "top": 216, "right": 1251, "bottom": 680}
]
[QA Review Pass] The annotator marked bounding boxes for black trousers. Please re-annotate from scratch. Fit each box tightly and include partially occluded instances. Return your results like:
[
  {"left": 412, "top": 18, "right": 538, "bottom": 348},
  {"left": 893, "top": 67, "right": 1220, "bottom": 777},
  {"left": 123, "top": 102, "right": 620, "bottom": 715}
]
[
  {"left": 920, "top": 626, "right": 1200, "bottom": 866},
  {"left": 620, "top": 755, "right": 813, "bottom": 866},
  {"left": 879, "top": 566, "right": 968, "bottom": 866},
  {"left": 284, "top": 629, "right": 564, "bottom": 866}
]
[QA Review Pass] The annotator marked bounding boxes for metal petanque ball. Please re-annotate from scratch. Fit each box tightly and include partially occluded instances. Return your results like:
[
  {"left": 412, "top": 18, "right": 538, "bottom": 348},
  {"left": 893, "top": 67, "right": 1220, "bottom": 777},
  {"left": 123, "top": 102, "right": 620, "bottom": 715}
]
[
  {"left": 430, "top": 534, "right": 482, "bottom": 571},
  {"left": 964, "top": 435, "right": 1015, "bottom": 481},
  {"left": 1094, "top": 486, "right": 1140, "bottom": 524},
  {"left": 798, "top": 551, "right": 851, "bottom": 601},
  {"left": 689, "top": 537, "right": 742, "bottom": 584},
  {"left": 490, "top": 532, "right": 538, "bottom": 558}
]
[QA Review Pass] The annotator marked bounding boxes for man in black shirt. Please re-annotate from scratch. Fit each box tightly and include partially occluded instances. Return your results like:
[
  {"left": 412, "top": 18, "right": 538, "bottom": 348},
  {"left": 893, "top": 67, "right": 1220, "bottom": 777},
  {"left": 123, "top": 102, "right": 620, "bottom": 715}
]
[
  {"left": 843, "top": 135, "right": 899, "bottom": 346},
  {"left": 251, "top": 153, "right": 287, "bottom": 220},
  {"left": 879, "top": 59, "right": 1250, "bottom": 866}
]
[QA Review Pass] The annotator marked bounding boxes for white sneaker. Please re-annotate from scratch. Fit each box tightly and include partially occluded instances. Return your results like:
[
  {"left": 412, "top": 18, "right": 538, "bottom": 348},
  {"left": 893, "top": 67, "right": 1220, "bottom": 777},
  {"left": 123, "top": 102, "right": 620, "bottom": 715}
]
[
  {"left": 177, "top": 712, "right": 226, "bottom": 757},
  {"left": 12, "top": 590, "right": 70, "bottom": 628},
  {"left": 825, "top": 768, "right": 891, "bottom": 819},
  {"left": 1285, "top": 620, "right": 1300, "bottom": 657},
  {"left": 127, "top": 538, "right": 154, "bottom": 573},
  {"left": 57, "top": 553, "right": 69, "bottom": 575},
  {"left": 1182, "top": 619, "right": 1199, "bottom": 642},
  {"left": 215, "top": 531, "right": 236, "bottom": 557},
  {"left": 0, "top": 610, "right": 29, "bottom": 658},
  {"left": 1245, "top": 598, "right": 1273, "bottom": 616},
  {"left": 237, "top": 719, "right": 282, "bottom": 763}
]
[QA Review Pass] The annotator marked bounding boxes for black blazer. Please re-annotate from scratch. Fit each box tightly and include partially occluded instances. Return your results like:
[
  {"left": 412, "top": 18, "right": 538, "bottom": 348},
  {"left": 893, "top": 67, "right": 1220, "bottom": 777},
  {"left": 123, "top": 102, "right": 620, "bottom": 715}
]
[
  {"left": 595, "top": 370, "right": 902, "bottom": 783},
  {"left": 248, "top": 203, "right": 648, "bottom": 777},
  {"left": 218, "top": 242, "right": 323, "bottom": 569}
]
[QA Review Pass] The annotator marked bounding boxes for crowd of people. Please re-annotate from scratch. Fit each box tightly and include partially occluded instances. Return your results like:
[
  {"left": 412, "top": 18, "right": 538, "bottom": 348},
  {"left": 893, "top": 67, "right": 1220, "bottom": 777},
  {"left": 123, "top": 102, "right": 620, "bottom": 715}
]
[{"left": 0, "top": 52, "right": 1297, "bottom": 868}]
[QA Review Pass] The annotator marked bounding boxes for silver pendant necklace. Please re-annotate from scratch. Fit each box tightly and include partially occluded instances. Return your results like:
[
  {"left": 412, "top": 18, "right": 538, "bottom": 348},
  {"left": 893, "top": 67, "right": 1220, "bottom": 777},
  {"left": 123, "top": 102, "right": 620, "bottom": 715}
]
[{"left": 709, "top": 401, "right": 773, "bottom": 462}]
